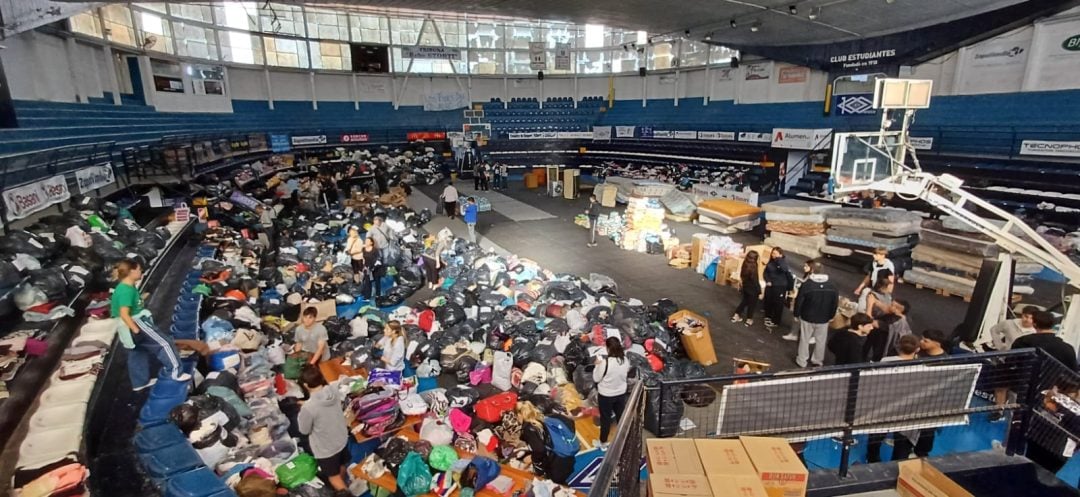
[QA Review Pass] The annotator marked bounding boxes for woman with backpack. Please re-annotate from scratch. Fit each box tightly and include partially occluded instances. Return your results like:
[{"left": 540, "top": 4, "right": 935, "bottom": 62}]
[
  {"left": 593, "top": 337, "right": 630, "bottom": 450},
  {"left": 762, "top": 247, "right": 794, "bottom": 330},
  {"left": 731, "top": 251, "right": 763, "bottom": 327}
]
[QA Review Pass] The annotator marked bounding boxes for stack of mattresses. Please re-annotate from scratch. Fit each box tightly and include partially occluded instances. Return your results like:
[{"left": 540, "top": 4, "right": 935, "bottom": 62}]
[
  {"left": 660, "top": 188, "right": 697, "bottom": 222},
  {"left": 821, "top": 207, "right": 922, "bottom": 274},
  {"left": 696, "top": 198, "right": 761, "bottom": 233},
  {"left": 761, "top": 199, "right": 836, "bottom": 259},
  {"left": 908, "top": 218, "right": 1040, "bottom": 298}
]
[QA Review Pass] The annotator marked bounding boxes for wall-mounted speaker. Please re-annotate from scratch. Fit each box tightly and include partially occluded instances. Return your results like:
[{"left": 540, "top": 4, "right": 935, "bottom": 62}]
[
  {"left": 638, "top": 67, "right": 647, "bottom": 77},
  {"left": 731, "top": 56, "right": 740, "bottom": 68},
  {"left": 538, "top": 71, "right": 544, "bottom": 80}
]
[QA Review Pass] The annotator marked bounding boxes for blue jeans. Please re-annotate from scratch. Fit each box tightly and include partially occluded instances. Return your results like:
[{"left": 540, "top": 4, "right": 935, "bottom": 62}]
[{"left": 129, "top": 316, "right": 184, "bottom": 388}]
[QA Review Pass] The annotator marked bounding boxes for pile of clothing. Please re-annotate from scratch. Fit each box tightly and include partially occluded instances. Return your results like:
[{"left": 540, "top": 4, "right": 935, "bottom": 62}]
[
  {"left": 820, "top": 207, "right": 922, "bottom": 275},
  {"left": 907, "top": 216, "right": 1040, "bottom": 298},
  {"left": 761, "top": 199, "right": 836, "bottom": 259}
]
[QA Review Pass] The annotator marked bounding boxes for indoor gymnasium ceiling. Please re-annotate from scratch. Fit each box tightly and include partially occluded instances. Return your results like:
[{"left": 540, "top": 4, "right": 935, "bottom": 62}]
[{"left": 300, "top": 0, "right": 1033, "bottom": 45}]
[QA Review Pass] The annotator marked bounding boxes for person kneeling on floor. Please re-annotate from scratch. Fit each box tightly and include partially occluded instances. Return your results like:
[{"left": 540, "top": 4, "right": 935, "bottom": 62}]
[{"left": 298, "top": 365, "right": 351, "bottom": 497}]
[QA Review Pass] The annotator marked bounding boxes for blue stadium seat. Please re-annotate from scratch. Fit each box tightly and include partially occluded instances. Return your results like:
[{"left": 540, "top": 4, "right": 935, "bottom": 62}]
[
  {"left": 140, "top": 444, "right": 203, "bottom": 480},
  {"left": 164, "top": 467, "right": 234, "bottom": 497},
  {"left": 134, "top": 423, "right": 187, "bottom": 454},
  {"left": 139, "top": 388, "right": 188, "bottom": 426}
]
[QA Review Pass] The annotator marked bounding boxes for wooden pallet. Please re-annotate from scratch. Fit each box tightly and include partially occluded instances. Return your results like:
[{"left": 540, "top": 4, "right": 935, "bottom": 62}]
[{"left": 912, "top": 282, "right": 972, "bottom": 302}]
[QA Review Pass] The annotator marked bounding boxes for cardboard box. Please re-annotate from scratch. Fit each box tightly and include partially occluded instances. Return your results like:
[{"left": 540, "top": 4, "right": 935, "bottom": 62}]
[
  {"left": 709, "top": 476, "right": 769, "bottom": 497},
  {"left": 669, "top": 310, "right": 718, "bottom": 366},
  {"left": 597, "top": 184, "right": 618, "bottom": 207},
  {"left": 696, "top": 440, "right": 757, "bottom": 478},
  {"left": 300, "top": 299, "right": 337, "bottom": 322},
  {"left": 896, "top": 460, "right": 974, "bottom": 497},
  {"left": 690, "top": 234, "right": 708, "bottom": 268},
  {"left": 739, "top": 437, "right": 808, "bottom": 497},
  {"left": 647, "top": 439, "right": 712, "bottom": 497},
  {"left": 716, "top": 257, "right": 742, "bottom": 287}
]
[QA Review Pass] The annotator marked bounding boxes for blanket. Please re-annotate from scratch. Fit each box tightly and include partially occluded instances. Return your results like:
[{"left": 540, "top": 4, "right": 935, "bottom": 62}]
[{"left": 767, "top": 221, "right": 826, "bottom": 236}]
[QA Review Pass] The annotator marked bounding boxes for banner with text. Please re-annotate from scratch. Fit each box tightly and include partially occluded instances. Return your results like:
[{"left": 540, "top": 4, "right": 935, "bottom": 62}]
[
  {"left": 75, "top": 165, "right": 116, "bottom": 193},
  {"left": 615, "top": 126, "right": 636, "bottom": 138},
  {"left": 691, "top": 184, "right": 759, "bottom": 206},
  {"left": 958, "top": 26, "right": 1032, "bottom": 94},
  {"left": 697, "top": 131, "right": 737, "bottom": 141},
  {"left": 407, "top": 131, "right": 447, "bottom": 141},
  {"left": 674, "top": 131, "right": 696, "bottom": 140},
  {"left": 554, "top": 43, "right": 572, "bottom": 71},
  {"left": 778, "top": 66, "right": 809, "bottom": 84},
  {"left": 558, "top": 131, "right": 594, "bottom": 139},
  {"left": 738, "top": 132, "right": 772, "bottom": 143},
  {"left": 1028, "top": 16, "right": 1080, "bottom": 91},
  {"left": 909, "top": 137, "right": 934, "bottom": 150},
  {"left": 529, "top": 42, "right": 546, "bottom": 70},
  {"left": 653, "top": 130, "right": 674, "bottom": 139},
  {"left": 592, "top": 126, "right": 612, "bottom": 140},
  {"left": 291, "top": 135, "right": 327, "bottom": 146},
  {"left": 744, "top": 62, "right": 772, "bottom": 80},
  {"left": 3, "top": 175, "right": 70, "bottom": 221},
  {"left": 341, "top": 133, "right": 369, "bottom": 143},
  {"left": 1020, "top": 140, "right": 1080, "bottom": 158},
  {"left": 270, "top": 134, "right": 291, "bottom": 152},
  {"left": 424, "top": 91, "right": 469, "bottom": 111},
  {"left": 402, "top": 46, "right": 461, "bottom": 60},
  {"left": 508, "top": 131, "right": 558, "bottom": 140},
  {"left": 639, "top": 126, "right": 654, "bottom": 139},
  {"left": 771, "top": 128, "right": 832, "bottom": 150}
]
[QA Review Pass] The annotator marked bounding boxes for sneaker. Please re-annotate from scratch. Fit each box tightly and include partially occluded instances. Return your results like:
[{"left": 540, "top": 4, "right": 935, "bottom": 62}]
[
  {"left": 133, "top": 378, "right": 157, "bottom": 392},
  {"left": 731, "top": 315, "right": 742, "bottom": 323},
  {"left": 598, "top": 442, "right": 610, "bottom": 451},
  {"left": 172, "top": 372, "right": 192, "bottom": 382},
  {"left": 744, "top": 320, "right": 754, "bottom": 327},
  {"left": 763, "top": 319, "right": 776, "bottom": 329},
  {"left": 782, "top": 333, "right": 798, "bottom": 342}
]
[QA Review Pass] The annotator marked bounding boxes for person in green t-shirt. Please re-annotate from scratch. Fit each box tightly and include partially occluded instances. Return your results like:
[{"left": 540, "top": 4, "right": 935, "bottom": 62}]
[{"left": 113, "top": 259, "right": 190, "bottom": 390}]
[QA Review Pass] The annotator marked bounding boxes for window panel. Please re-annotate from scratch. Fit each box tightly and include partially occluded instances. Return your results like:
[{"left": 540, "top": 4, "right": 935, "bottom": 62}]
[
  {"left": 468, "top": 50, "right": 503, "bottom": 75},
  {"left": 215, "top": 2, "right": 258, "bottom": 31},
  {"left": 432, "top": 20, "right": 465, "bottom": 47},
  {"left": 350, "top": 14, "right": 389, "bottom": 44},
  {"left": 583, "top": 24, "right": 605, "bottom": 48},
  {"left": 220, "top": 31, "right": 264, "bottom": 65},
  {"left": 392, "top": 18, "right": 423, "bottom": 45},
  {"left": 170, "top": 4, "right": 213, "bottom": 23},
  {"left": 305, "top": 8, "right": 349, "bottom": 41},
  {"left": 137, "top": 11, "right": 175, "bottom": 54},
  {"left": 612, "top": 46, "right": 641, "bottom": 72},
  {"left": 544, "top": 22, "right": 572, "bottom": 49},
  {"left": 264, "top": 36, "right": 309, "bottom": 68},
  {"left": 175, "top": 22, "right": 218, "bottom": 60},
  {"left": 310, "top": 41, "right": 351, "bottom": 70},
  {"left": 69, "top": 12, "right": 102, "bottom": 38},
  {"left": 710, "top": 45, "right": 738, "bottom": 64},
  {"left": 648, "top": 42, "right": 674, "bottom": 70},
  {"left": 506, "top": 23, "right": 540, "bottom": 50},
  {"left": 101, "top": 5, "right": 137, "bottom": 47},
  {"left": 258, "top": 3, "right": 304, "bottom": 36},
  {"left": 680, "top": 40, "right": 709, "bottom": 67},
  {"left": 506, "top": 51, "right": 533, "bottom": 74},
  {"left": 577, "top": 50, "right": 608, "bottom": 74},
  {"left": 134, "top": 3, "right": 167, "bottom": 14},
  {"left": 467, "top": 21, "right": 502, "bottom": 49}
]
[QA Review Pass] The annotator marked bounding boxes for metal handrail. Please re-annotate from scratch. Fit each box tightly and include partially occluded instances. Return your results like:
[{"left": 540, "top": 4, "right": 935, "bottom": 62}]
[{"left": 586, "top": 380, "right": 645, "bottom": 497}]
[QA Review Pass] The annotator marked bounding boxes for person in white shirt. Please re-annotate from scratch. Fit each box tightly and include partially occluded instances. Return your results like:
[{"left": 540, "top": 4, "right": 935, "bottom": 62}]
[
  {"left": 989, "top": 305, "right": 1039, "bottom": 351},
  {"left": 592, "top": 337, "right": 630, "bottom": 450},
  {"left": 376, "top": 320, "right": 407, "bottom": 371},
  {"left": 854, "top": 247, "right": 896, "bottom": 296},
  {"left": 441, "top": 183, "right": 459, "bottom": 220}
]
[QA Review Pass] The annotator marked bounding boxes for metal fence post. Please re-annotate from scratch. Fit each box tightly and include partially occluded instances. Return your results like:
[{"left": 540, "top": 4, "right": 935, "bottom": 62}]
[{"left": 838, "top": 369, "right": 861, "bottom": 479}]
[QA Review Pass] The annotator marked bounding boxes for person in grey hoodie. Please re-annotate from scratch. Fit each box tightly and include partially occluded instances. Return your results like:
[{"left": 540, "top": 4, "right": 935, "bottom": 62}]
[
  {"left": 793, "top": 261, "right": 839, "bottom": 368},
  {"left": 585, "top": 195, "right": 602, "bottom": 247},
  {"left": 298, "top": 365, "right": 350, "bottom": 496}
]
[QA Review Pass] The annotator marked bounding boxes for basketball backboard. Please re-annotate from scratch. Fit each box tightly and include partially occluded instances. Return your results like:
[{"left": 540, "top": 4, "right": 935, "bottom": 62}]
[{"left": 830, "top": 131, "right": 905, "bottom": 193}]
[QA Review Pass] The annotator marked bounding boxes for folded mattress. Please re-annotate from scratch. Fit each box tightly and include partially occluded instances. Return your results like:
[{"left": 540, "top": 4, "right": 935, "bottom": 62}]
[
  {"left": 761, "top": 199, "right": 839, "bottom": 215},
  {"left": 827, "top": 226, "right": 920, "bottom": 244},
  {"left": 697, "top": 199, "right": 761, "bottom": 225},
  {"left": 826, "top": 233, "right": 918, "bottom": 251},
  {"left": 767, "top": 221, "right": 826, "bottom": 236},
  {"left": 904, "top": 267, "right": 975, "bottom": 297},
  {"left": 913, "top": 244, "right": 985, "bottom": 277}
]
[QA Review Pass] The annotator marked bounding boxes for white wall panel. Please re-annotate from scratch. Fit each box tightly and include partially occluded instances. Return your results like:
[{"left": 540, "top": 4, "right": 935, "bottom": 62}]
[
  {"left": 355, "top": 75, "right": 392, "bottom": 102},
  {"left": 229, "top": 68, "right": 267, "bottom": 100},
  {"left": 314, "top": 73, "right": 351, "bottom": 101},
  {"left": 270, "top": 71, "right": 311, "bottom": 101},
  {"left": 1024, "top": 14, "right": 1080, "bottom": 91}
]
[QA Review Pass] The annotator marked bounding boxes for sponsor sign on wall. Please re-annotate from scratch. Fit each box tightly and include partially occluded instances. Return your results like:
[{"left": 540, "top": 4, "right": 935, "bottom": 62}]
[
  {"left": 697, "top": 131, "right": 736, "bottom": 141},
  {"left": 673, "top": 131, "right": 696, "bottom": 139},
  {"left": 75, "top": 165, "right": 116, "bottom": 193},
  {"left": 508, "top": 132, "right": 557, "bottom": 140},
  {"left": 270, "top": 134, "right": 291, "bottom": 152},
  {"left": 909, "top": 137, "right": 934, "bottom": 150},
  {"left": 529, "top": 42, "right": 546, "bottom": 70},
  {"left": 1020, "top": 140, "right": 1080, "bottom": 158},
  {"left": 407, "top": 131, "right": 447, "bottom": 141},
  {"left": 778, "top": 66, "right": 809, "bottom": 84},
  {"left": 1029, "top": 18, "right": 1080, "bottom": 91},
  {"left": 423, "top": 91, "right": 469, "bottom": 111},
  {"left": 835, "top": 94, "right": 877, "bottom": 116},
  {"left": 716, "top": 68, "right": 735, "bottom": 81},
  {"left": 744, "top": 62, "right": 772, "bottom": 80},
  {"left": 653, "top": 130, "right": 674, "bottom": 139},
  {"left": 958, "top": 27, "right": 1031, "bottom": 94},
  {"left": 554, "top": 43, "right": 572, "bottom": 71},
  {"left": 401, "top": 46, "right": 461, "bottom": 60},
  {"left": 592, "top": 126, "right": 612, "bottom": 140},
  {"left": 639, "top": 126, "right": 654, "bottom": 139},
  {"left": 341, "top": 133, "right": 369, "bottom": 143},
  {"left": 557, "top": 131, "right": 594, "bottom": 139},
  {"left": 291, "top": 135, "right": 327, "bottom": 146},
  {"left": 3, "top": 175, "right": 70, "bottom": 221},
  {"left": 828, "top": 48, "right": 897, "bottom": 70},
  {"left": 615, "top": 126, "right": 635, "bottom": 138},
  {"left": 738, "top": 132, "right": 772, "bottom": 143},
  {"left": 691, "top": 184, "right": 759, "bottom": 206},
  {"left": 771, "top": 128, "right": 832, "bottom": 150}
]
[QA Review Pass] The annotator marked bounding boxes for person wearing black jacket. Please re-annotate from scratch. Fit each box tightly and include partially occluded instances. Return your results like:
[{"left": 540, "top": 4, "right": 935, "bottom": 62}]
[
  {"left": 516, "top": 402, "right": 576, "bottom": 485},
  {"left": 794, "top": 261, "right": 839, "bottom": 368},
  {"left": 731, "top": 251, "right": 763, "bottom": 327},
  {"left": 828, "top": 313, "right": 874, "bottom": 365},
  {"left": 585, "top": 195, "right": 602, "bottom": 248},
  {"left": 762, "top": 247, "right": 794, "bottom": 330}
]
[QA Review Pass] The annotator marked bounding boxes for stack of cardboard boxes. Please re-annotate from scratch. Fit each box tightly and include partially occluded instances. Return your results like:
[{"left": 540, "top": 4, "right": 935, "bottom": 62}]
[
  {"left": 715, "top": 244, "right": 771, "bottom": 288},
  {"left": 647, "top": 437, "right": 808, "bottom": 497}
]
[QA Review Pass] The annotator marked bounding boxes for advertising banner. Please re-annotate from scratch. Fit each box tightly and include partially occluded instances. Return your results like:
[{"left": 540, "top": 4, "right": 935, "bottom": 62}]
[
  {"left": 771, "top": 128, "right": 832, "bottom": 150},
  {"left": 697, "top": 131, "right": 736, "bottom": 141},
  {"left": 673, "top": 131, "right": 696, "bottom": 139},
  {"left": 402, "top": 46, "right": 461, "bottom": 60},
  {"left": 909, "top": 137, "right": 934, "bottom": 150},
  {"left": 640, "top": 126, "right": 654, "bottom": 139},
  {"left": 592, "top": 126, "right": 612, "bottom": 140},
  {"left": 738, "top": 132, "right": 772, "bottom": 143},
  {"left": 835, "top": 94, "right": 877, "bottom": 116},
  {"left": 509, "top": 131, "right": 558, "bottom": 140},
  {"left": 407, "top": 131, "right": 447, "bottom": 141},
  {"left": 615, "top": 126, "right": 636, "bottom": 138},
  {"left": 424, "top": 91, "right": 469, "bottom": 111},
  {"left": 778, "top": 66, "right": 809, "bottom": 84},
  {"left": 75, "top": 165, "right": 116, "bottom": 193},
  {"left": 291, "top": 135, "right": 327, "bottom": 146},
  {"left": 744, "top": 62, "right": 772, "bottom": 80},
  {"left": 959, "top": 27, "right": 1031, "bottom": 94},
  {"left": 1029, "top": 17, "right": 1080, "bottom": 91},
  {"left": 341, "top": 133, "right": 369, "bottom": 143},
  {"left": 554, "top": 43, "right": 572, "bottom": 71},
  {"left": 557, "top": 131, "right": 594, "bottom": 139},
  {"left": 653, "top": 130, "right": 674, "bottom": 139},
  {"left": 270, "top": 134, "right": 291, "bottom": 152},
  {"left": 529, "top": 42, "right": 546, "bottom": 70},
  {"left": 3, "top": 175, "right": 70, "bottom": 221},
  {"left": 1020, "top": 140, "right": 1080, "bottom": 157}
]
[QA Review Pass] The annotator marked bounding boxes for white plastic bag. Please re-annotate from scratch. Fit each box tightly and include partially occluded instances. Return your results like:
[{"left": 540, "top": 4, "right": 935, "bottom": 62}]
[{"left": 491, "top": 351, "right": 513, "bottom": 392}]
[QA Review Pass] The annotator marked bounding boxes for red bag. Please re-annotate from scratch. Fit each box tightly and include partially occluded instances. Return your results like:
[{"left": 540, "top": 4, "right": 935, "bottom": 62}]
[
  {"left": 418, "top": 309, "right": 436, "bottom": 333},
  {"left": 475, "top": 392, "right": 518, "bottom": 423}
]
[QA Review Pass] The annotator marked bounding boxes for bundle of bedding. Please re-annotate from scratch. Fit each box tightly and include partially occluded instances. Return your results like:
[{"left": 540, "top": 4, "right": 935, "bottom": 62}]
[{"left": 761, "top": 199, "right": 836, "bottom": 258}]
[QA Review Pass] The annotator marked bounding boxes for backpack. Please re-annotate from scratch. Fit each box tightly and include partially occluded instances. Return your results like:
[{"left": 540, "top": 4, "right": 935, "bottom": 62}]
[{"left": 543, "top": 417, "right": 580, "bottom": 457}]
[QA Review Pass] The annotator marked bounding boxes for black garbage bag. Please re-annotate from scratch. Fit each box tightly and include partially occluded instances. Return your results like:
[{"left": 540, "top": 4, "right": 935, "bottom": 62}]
[
  {"left": 331, "top": 338, "right": 369, "bottom": 358},
  {"left": 528, "top": 344, "right": 558, "bottom": 365},
  {"left": 585, "top": 306, "right": 612, "bottom": 324},
  {"left": 561, "top": 339, "right": 589, "bottom": 374},
  {"left": 680, "top": 360, "right": 707, "bottom": 379},
  {"left": 0, "top": 231, "right": 57, "bottom": 260},
  {"left": 404, "top": 324, "right": 426, "bottom": 344},
  {"left": 573, "top": 366, "right": 595, "bottom": 398},
  {"left": 69, "top": 194, "right": 99, "bottom": 211},
  {"left": 377, "top": 437, "right": 412, "bottom": 471},
  {"left": 446, "top": 385, "right": 479, "bottom": 409},
  {"left": 542, "top": 281, "right": 585, "bottom": 302},
  {"left": 389, "top": 285, "right": 416, "bottom": 301},
  {"left": 0, "top": 260, "right": 23, "bottom": 289},
  {"left": 679, "top": 384, "right": 717, "bottom": 408},
  {"left": 417, "top": 208, "right": 432, "bottom": 225},
  {"left": 435, "top": 302, "right": 466, "bottom": 327},
  {"left": 650, "top": 298, "right": 679, "bottom": 323},
  {"left": 28, "top": 268, "right": 69, "bottom": 302},
  {"left": 512, "top": 319, "right": 539, "bottom": 337},
  {"left": 397, "top": 264, "right": 424, "bottom": 288},
  {"left": 188, "top": 394, "right": 242, "bottom": 431},
  {"left": 527, "top": 393, "right": 556, "bottom": 414},
  {"left": 323, "top": 317, "right": 351, "bottom": 345},
  {"left": 645, "top": 384, "right": 684, "bottom": 437},
  {"left": 509, "top": 340, "right": 533, "bottom": 368}
]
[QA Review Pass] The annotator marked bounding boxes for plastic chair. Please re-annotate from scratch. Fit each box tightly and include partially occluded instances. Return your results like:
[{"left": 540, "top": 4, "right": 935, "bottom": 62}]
[
  {"left": 139, "top": 390, "right": 187, "bottom": 426},
  {"left": 140, "top": 444, "right": 203, "bottom": 480},
  {"left": 164, "top": 467, "right": 234, "bottom": 497},
  {"left": 134, "top": 423, "right": 187, "bottom": 454}
]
